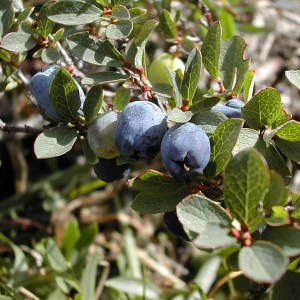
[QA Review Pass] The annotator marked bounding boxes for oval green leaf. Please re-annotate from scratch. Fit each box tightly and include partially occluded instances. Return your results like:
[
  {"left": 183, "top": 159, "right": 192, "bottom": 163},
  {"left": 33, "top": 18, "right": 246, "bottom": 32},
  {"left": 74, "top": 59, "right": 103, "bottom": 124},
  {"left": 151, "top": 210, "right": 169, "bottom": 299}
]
[
  {"left": 34, "top": 126, "right": 78, "bottom": 159},
  {"left": 47, "top": 0, "right": 102, "bottom": 25},
  {"left": 177, "top": 194, "right": 231, "bottom": 234},
  {"left": 242, "top": 88, "right": 282, "bottom": 130},
  {"left": 82, "top": 72, "right": 129, "bottom": 85},
  {"left": 238, "top": 241, "right": 288, "bottom": 283},
  {"left": 204, "top": 119, "right": 244, "bottom": 178},
  {"left": 1, "top": 32, "right": 36, "bottom": 52},
  {"left": 106, "top": 19, "right": 133, "bottom": 40},
  {"left": 262, "top": 227, "right": 300, "bottom": 257},
  {"left": 83, "top": 85, "right": 103, "bottom": 125},
  {"left": 224, "top": 149, "right": 270, "bottom": 231},
  {"left": 0, "top": 0, "right": 14, "bottom": 37}
]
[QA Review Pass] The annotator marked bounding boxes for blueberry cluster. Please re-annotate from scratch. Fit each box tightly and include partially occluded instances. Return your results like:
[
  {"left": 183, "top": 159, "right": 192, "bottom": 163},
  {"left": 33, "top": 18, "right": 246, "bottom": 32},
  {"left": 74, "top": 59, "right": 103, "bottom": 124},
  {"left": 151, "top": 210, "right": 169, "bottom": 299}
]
[
  {"left": 89, "top": 100, "right": 212, "bottom": 182},
  {"left": 30, "top": 65, "right": 245, "bottom": 183}
]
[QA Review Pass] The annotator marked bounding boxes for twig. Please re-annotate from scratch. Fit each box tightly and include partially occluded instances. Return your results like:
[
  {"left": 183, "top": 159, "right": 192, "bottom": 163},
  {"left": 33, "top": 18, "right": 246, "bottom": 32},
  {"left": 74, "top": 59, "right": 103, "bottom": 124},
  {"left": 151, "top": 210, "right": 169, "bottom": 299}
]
[
  {"left": 189, "top": 0, "right": 214, "bottom": 26},
  {"left": 55, "top": 40, "right": 85, "bottom": 79},
  {"left": 138, "top": 249, "right": 186, "bottom": 289},
  {"left": 95, "top": 261, "right": 110, "bottom": 299},
  {"left": 17, "top": 69, "right": 29, "bottom": 86},
  {"left": 19, "top": 287, "right": 40, "bottom": 300},
  {"left": 65, "top": 179, "right": 127, "bottom": 212},
  {"left": 208, "top": 271, "right": 243, "bottom": 299},
  {"left": 0, "top": 119, "right": 44, "bottom": 134}
]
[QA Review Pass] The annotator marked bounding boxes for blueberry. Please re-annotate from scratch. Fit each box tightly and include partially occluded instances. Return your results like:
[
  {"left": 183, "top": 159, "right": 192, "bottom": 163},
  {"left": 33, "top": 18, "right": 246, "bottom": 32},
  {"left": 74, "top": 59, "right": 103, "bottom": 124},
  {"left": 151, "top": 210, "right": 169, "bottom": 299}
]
[
  {"left": 115, "top": 101, "right": 167, "bottom": 160},
  {"left": 30, "top": 65, "right": 85, "bottom": 122},
  {"left": 225, "top": 99, "right": 245, "bottom": 110},
  {"left": 93, "top": 157, "right": 130, "bottom": 182},
  {"left": 87, "top": 111, "right": 119, "bottom": 159},
  {"left": 160, "top": 122, "right": 211, "bottom": 180},
  {"left": 212, "top": 99, "right": 245, "bottom": 118}
]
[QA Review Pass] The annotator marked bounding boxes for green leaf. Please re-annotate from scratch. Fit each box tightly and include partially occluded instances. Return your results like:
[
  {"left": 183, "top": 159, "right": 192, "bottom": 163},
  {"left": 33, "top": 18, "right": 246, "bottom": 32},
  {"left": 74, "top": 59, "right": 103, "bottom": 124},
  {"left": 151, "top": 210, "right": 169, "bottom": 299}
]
[
  {"left": 53, "top": 28, "right": 65, "bottom": 44},
  {"left": 204, "top": 119, "right": 244, "bottom": 178},
  {"left": 130, "top": 170, "right": 188, "bottom": 195},
  {"left": 190, "top": 97, "right": 220, "bottom": 114},
  {"left": 19, "top": 20, "right": 35, "bottom": 35},
  {"left": 36, "top": 2, "right": 55, "bottom": 38},
  {"left": 75, "top": 223, "right": 98, "bottom": 251},
  {"left": 15, "top": 7, "right": 34, "bottom": 28},
  {"left": 1, "top": 32, "right": 36, "bottom": 52},
  {"left": 129, "top": 7, "right": 147, "bottom": 21},
  {"left": 272, "top": 271, "right": 300, "bottom": 300},
  {"left": 82, "top": 72, "right": 129, "bottom": 85},
  {"left": 61, "top": 219, "right": 81, "bottom": 260},
  {"left": 220, "top": 35, "right": 250, "bottom": 95},
  {"left": 41, "top": 46, "right": 61, "bottom": 63},
  {"left": 181, "top": 48, "right": 202, "bottom": 103},
  {"left": 125, "top": 20, "right": 158, "bottom": 68},
  {"left": 72, "top": 223, "right": 98, "bottom": 267},
  {"left": 45, "top": 238, "right": 69, "bottom": 272},
  {"left": 238, "top": 241, "right": 288, "bottom": 283},
  {"left": 50, "top": 66, "right": 83, "bottom": 119},
  {"left": 32, "top": 48, "right": 44, "bottom": 58},
  {"left": 191, "top": 109, "right": 227, "bottom": 135},
  {"left": 82, "top": 137, "right": 98, "bottom": 164},
  {"left": 264, "top": 171, "right": 289, "bottom": 212},
  {"left": 218, "top": 8, "right": 236, "bottom": 39},
  {"left": 0, "top": 48, "right": 11, "bottom": 62},
  {"left": 166, "top": 68, "right": 182, "bottom": 107},
  {"left": 159, "top": 9, "right": 178, "bottom": 39},
  {"left": 285, "top": 70, "right": 300, "bottom": 90},
  {"left": 0, "top": 0, "right": 14, "bottom": 37},
  {"left": 272, "top": 120, "right": 300, "bottom": 142},
  {"left": 134, "top": 19, "right": 159, "bottom": 47},
  {"left": 272, "top": 109, "right": 292, "bottom": 128},
  {"left": 67, "top": 32, "right": 124, "bottom": 67},
  {"left": 0, "top": 282, "right": 22, "bottom": 300},
  {"left": 105, "top": 277, "right": 161, "bottom": 300},
  {"left": 0, "top": 233, "right": 28, "bottom": 280},
  {"left": 34, "top": 126, "right": 78, "bottom": 159},
  {"left": 83, "top": 85, "right": 103, "bottom": 124},
  {"left": 232, "top": 128, "right": 259, "bottom": 155},
  {"left": 111, "top": 5, "right": 130, "bottom": 19},
  {"left": 177, "top": 194, "right": 231, "bottom": 234},
  {"left": 152, "top": 83, "right": 173, "bottom": 98},
  {"left": 224, "top": 149, "right": 270, "bottom": 231},
  {"left": 275, "top": 139, "right": 300, "bottom": 163},
  {"left": 80, "top": 252, "right": 98, "bottom": 300},
  {"left": 113, "top": 85, "right": 131, "bottom": 110},
  {"left": 242, "top": 88, "right": 282, "bottom": 129},
  {"left": 55, "top": 276, "right": 70, "bottom": 293},
  {"left": 266, "top": 206, "right": 290, "bottom": 227},
  {"left": 243, "top": 69, "right": 255, "bottom": 102},
  {"left": 47, "top": 0, "right": 102, "bottom": 25},
  {"left": 130, "top": 170, "right": 191, "bottom": 213},
  {"left": 167, "top": 108, "right": 193, "bottom": 123},
  {"left": 106, "top": 19, "right": 133, "bottom": 40},
  {"left": 194, "top": 256, "right": 222, "bottom": 294},
  {"left": 266, "top": 206, "right": 291, "bottom": 227},
  {"left": 262, "top": 227, "right": 300, "bottom": 257},
  {"left": 201, "top": 21, "right": 221, "bottom": 80},
  {"left": 193, "top": 223, "right": 237, "bottom": 250},
  {"left": 255, "top": 138, "right": 291, "bottom": 185}
]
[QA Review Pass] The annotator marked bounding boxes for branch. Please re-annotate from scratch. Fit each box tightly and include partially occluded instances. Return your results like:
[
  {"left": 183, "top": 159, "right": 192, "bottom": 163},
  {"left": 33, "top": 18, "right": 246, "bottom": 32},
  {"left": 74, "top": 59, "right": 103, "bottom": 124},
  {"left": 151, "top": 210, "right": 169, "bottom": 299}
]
[
  {"left": 0, "top": 119, "right": 44, "bottom": 135},
  {"left": 122, "top": 64, "right": 167, "bottom": 115},
  {"left": 208, "top": 271, "right": 243, "bottom": 299}
]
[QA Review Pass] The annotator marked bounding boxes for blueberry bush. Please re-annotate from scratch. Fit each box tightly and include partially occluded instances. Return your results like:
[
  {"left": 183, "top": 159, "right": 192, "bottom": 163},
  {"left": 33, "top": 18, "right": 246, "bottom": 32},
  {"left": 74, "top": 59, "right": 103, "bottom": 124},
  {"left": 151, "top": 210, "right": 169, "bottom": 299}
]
[{"left": 1, "top": 0, "right": 300, "bottom": 299}]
